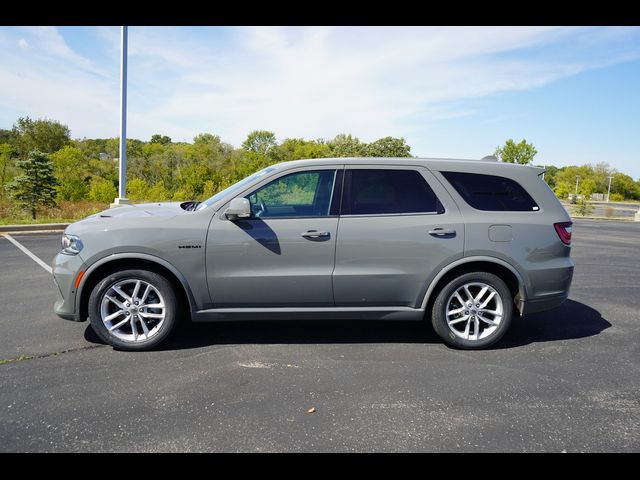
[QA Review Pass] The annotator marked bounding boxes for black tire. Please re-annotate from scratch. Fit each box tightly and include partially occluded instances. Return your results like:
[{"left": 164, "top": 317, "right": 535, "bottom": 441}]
[
  {"left": 88, "top": 269, "right": 178, "bottom": 351},
  {"left": 431, "top": 271, "right": 513, "bottom": 350}
]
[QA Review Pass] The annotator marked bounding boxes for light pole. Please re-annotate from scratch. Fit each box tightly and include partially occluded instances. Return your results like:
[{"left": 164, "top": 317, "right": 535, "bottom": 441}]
[
  {"left": 112, "top": 26, "right": 130, "bottom": 207},
  {"left": 575, "top": 175, "right": 580, "bottom": 197},
  {"left": 606, "top": 175, "right": 613, "bottom": 202}
]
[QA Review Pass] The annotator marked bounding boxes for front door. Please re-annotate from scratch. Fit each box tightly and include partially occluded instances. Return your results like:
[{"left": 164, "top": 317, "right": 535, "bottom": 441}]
[{"left": 206, "top": 167, "right": 342, "bottom": 307}]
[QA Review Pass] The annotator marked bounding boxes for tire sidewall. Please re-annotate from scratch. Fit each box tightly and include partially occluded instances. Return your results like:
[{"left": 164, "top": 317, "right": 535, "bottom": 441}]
[
  {"left": 88, "top": 269, "right": 177, "bottom": 351},
  {"left": 432, "top": 271, "right": 513, "bottom": 350}
]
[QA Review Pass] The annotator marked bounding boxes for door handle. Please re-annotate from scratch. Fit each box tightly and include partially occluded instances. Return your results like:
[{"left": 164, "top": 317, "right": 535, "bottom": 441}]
[
  {"left": 301, "top": 230, "right": 330, "bottom": 238},
  {"left": 429, "top": 228, "right": 456, "bottom": 237}
]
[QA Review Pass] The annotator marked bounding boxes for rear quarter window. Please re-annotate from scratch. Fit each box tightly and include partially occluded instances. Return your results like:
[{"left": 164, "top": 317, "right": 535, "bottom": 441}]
[{"left": 441, "top": 171, "right": 539, "bottom": 212}]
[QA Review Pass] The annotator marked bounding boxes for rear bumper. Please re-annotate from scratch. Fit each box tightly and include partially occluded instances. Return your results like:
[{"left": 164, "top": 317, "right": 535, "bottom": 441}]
[
  {"left": 521, "top": 291, "right": 569, "bottom": 315},
  {"left": 521, "top": 261, "right": 574, "bottom": 316}
]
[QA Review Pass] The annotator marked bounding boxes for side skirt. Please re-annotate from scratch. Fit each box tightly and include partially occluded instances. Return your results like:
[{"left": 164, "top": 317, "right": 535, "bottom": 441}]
[{"left": 192, "top": 306, "right": 425, "bottom": 322}]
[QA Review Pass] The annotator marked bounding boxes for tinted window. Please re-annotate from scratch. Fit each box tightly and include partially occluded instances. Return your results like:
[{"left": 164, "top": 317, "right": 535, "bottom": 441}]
[
  {"left": 246, "top": 170, "right": 337, "bottom": 218},
  {"left": 442, "top": 171, "right": 539, "bottom": 211},
  {"left": 342, "top": 169, "right": 443, "bottom": 215}
]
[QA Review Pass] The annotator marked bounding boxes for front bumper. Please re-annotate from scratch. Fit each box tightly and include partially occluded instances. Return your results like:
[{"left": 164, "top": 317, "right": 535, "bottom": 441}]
[{"left": 52, "top": 252, "right": 87, "bottom": 322}]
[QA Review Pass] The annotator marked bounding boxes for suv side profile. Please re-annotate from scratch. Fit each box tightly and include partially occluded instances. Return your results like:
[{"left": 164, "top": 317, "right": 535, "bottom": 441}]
[{"left": 52, "top": 157, "right": 574, "bottom": 351}]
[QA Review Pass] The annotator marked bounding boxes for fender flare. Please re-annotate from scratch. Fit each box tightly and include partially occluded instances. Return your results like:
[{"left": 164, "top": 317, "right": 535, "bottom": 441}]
[
  {"left": 75, "top": 252, "right": 198, "bottom": 316},
  {"left": 419, "top": 255, "right": 527, "bottom": 310}
]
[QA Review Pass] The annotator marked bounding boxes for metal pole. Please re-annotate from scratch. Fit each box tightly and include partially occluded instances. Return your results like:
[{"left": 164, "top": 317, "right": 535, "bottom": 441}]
[
  {"left": 575, "top": 175, "right": 580, "bottom": 195},
  {"left": 606, "top": 176, "right": 613, "bottom": 202},
  {"left": 113, "top": 26, "right": 129, "bottom": 206}
]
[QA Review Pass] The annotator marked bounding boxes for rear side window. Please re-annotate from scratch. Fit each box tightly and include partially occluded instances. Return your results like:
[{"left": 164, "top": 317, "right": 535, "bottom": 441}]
[
  {"left": 441, "top": 171, "right": 539, "bottom": 212},
  {"left": 342, "top": 169, "right": 444, "bottom": 215}
]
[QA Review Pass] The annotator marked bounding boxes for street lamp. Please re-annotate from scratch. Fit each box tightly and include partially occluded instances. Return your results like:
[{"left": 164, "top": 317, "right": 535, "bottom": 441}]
[
  {"left": 575, "top": 175, "right": 580, "bottom": 196},
  {"left": 606, "top": 175, "right": 613, "bottom": 202},
  {"left": 112, "top": 25, "right": 130, "bottom": 207}
]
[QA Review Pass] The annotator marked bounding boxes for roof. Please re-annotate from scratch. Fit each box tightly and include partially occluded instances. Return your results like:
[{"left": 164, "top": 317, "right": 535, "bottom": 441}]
[{"left": 268, "top": 156, "right": 545, "bottom": 174}]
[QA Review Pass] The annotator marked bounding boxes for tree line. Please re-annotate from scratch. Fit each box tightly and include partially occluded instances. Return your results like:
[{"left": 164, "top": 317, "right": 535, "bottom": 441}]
[{"left": 1, "top": 117, "right": 638, "bottom": 219}]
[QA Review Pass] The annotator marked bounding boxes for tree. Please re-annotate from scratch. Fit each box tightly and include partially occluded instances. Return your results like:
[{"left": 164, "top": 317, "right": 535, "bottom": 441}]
[
  {"left": 50, "top": 146, "right": 91, "bottom": 200},
  {"left": 5, "top": 150, "right": 58, "bottom": 219},
  {"left": 328, "top": 134, "right": 364, "bottom": 157},
  {"left": 0, "top": 143, "right": 17, "bottom": 199},
  {"left": 494, "top": 139, "right": 538, "bottom": 165},
  {"left": 364, "top": 136, "right": 412, "bottom": 157},
  {"left": 242, "top": 130, "right": 277, "bottom": 155},
  {"left": 11, "top": 117, "right": 71, "bottom": 157},
  {"left": 150, "top": 134, "right": 171, "bottom": 145}
]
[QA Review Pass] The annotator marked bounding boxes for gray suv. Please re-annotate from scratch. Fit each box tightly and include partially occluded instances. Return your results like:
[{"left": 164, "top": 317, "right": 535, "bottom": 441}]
[{"left": 52, "top": 157, "right": 574, "bottom": 351}]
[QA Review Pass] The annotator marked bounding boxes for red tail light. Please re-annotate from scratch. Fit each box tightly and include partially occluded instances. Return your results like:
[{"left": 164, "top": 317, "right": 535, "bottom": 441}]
[{"left": 554, "top": 222, "right": 573, "bottom": 245}]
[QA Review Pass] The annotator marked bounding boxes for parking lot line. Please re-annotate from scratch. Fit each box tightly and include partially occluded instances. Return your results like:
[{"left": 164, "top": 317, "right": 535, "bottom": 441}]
[{"left": 2, "top": 233, "right": 53, "bottom": 274}]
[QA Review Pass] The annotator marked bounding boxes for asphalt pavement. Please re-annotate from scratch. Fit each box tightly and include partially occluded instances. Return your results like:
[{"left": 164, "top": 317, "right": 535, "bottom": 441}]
[{"left": 0, "top": 220, "right": 638, "bottom": 452}]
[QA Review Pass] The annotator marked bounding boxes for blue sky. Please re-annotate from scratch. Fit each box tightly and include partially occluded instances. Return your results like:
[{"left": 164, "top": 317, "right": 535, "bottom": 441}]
[{"left": 1, "top": 26, "right": 639, "bottom": 179}]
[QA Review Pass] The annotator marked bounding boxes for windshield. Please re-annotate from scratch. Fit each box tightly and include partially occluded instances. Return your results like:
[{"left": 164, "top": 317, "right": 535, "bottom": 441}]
[{"left": 195, "top": 167, "right": 278, "bottom": 211}]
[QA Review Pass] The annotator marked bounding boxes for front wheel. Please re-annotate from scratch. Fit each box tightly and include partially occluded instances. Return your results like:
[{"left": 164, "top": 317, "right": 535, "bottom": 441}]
[
  {"left": 431, "top": 271, "right": 513, "bottom": 349},
  {"left": 88, "top": 269, "right": 178, "bottom": 351}
]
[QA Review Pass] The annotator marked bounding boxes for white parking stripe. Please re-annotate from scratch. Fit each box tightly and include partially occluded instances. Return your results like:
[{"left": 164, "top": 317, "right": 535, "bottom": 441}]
[{"left": 2, "top": 233, "right": 53, "bottom": 274}]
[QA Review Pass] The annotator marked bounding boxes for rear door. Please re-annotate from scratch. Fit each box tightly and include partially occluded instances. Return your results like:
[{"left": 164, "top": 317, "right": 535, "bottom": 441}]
[{"left": 332, "top": 165, "right": 464, "bottom": 308}]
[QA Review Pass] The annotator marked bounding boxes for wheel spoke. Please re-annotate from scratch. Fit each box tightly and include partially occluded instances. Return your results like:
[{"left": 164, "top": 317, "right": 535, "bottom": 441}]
[
  {"left": 478, "top": 316, "right": 498, "bottom": 326},
  {"left": 130, "top": 317, "right": 138, "bottom": 340},
  {"left": 104, "top": 310, "right": 126, "bottom": 322},
  {"left": 139, "top": 284, "right": 152, "bottom": 305},
  {"left": 454, "top": 292, "right": 466, "bottom": 307},
  {"left": 139, "top": 311, "right": 164, "bottom": 319},
  {"left": 143, "top": 303, "right": 165, "bottom": 309},
  {"left": 481, "top": 309, "right": 501, "bottom": 316},
  {"left": 108, "top": 317, "right": 130, "bottom": 331},
  {"left": 463, "top": 317, "right": 471, "bottom": 339},
  {"left": 112, "top": 285, "right": 132, "bottom": 302},
  {"left": 105, "top": 295, "right": 125, "bottom": 310},
  {"left": 463, "top": 285, "right": 474, "bottom": 303},
  {"left": 131, "top": 280, "right": 142, "bottom": 303},
  {"left": 474, "top": 316, "right": 480, "bottom": 340},
  {"left": 448, "top": 315, "right": 469, "bottom": 326},
  {"left": 447, "top": 306, "right": 465, "bottom": 316},
  {"left": 479, "top": 292, "right": 496, "bottom": 309},
  {"left": 474, "top": 286, "right": 488, "bottom": 303},
  {"left": 139, "top": 317, "right": 150, "bottom": 337}
]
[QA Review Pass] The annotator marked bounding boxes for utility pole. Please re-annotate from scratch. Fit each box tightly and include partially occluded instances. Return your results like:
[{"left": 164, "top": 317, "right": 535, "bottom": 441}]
[
  {"left": 112, "top": 26, "right": 130, "bottom": 207},
  {"left": 606, "top": 176, "right": 613, "bottom": 202},
  {"left": 575, "top": 175, "right": 580, "bottom": 196}
]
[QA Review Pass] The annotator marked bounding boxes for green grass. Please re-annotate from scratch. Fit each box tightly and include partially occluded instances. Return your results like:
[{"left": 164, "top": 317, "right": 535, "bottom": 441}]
[{"left": 0, "top": 200, "right": 107, "bottom": 226}]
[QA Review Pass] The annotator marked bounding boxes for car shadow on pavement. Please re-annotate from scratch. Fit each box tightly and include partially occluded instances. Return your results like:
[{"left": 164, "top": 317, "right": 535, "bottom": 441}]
[{"left": 83, "top": 299, "right": 610, "bottom": 351}]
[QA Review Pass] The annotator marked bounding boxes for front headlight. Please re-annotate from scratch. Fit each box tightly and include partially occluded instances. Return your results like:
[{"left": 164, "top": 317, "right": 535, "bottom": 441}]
[{"left": 61, "top": 234, "right": 84, "bottom": 255}]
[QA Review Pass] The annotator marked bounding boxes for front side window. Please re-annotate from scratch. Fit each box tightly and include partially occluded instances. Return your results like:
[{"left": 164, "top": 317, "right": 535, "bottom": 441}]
[
  {"left": 441, "top": 171, "right": 539, "bottom": 211},
  {"left": 342, "top": 169, "right": 444, "bottom": 215},
  {"left": 246, "top": 169, "right": 337, "bottom": 218}
]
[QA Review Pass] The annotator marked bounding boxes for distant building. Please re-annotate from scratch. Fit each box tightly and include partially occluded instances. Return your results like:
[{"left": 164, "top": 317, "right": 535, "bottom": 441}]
[{"left": 99, "top": 152, "right": 110, "bottom": 161}]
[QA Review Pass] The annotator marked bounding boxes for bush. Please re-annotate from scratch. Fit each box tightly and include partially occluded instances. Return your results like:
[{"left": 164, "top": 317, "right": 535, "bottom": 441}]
[
  {"left": 88, "top": 177, "right": 117, "bottom": 203},
  {"left": 609, "top": 193, "right": 624, "bottom": 202}
]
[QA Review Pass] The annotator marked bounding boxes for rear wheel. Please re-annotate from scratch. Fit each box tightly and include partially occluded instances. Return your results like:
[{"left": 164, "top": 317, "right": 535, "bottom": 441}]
[
  {"left": 431, "top": 271, "right": 513, "bottom": 349},
  {"left": 88, "top": 269, "right": 178, "bottom": 351}
]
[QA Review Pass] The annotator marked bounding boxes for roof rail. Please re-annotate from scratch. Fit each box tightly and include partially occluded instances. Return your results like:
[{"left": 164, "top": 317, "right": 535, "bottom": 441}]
[{"left": 480, "top": 155, "right": 498, "bottom": 162}]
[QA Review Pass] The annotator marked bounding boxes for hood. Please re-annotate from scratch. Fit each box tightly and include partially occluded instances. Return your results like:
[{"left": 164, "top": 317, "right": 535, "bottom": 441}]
[{"left": 92, "top": 201, "right": 195, "bottom": 219}]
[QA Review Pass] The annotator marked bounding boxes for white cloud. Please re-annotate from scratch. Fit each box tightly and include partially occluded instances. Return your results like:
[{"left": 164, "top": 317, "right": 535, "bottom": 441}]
[{"left": 0, "top": 26, "right": 639, "bottom": 147}]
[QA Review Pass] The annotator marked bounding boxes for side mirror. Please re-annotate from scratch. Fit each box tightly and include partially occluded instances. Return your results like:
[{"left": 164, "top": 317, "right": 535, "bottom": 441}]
[{"left": 225, "top": 197, "right": 251, "bottom": 220}]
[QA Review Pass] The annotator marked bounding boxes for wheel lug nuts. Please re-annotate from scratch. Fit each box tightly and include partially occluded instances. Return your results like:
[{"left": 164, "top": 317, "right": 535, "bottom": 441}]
[
  {"left": 134, "top": 301, "right": 139, "bottom": 305},
  {"left": 125, "top": 302, "right": 130, "bottom": 307},
  {"left": 464, "top": 311, "right": 469, "bottom": 315},
  {"left": 126, "top": 312, "right": 130, "bottom": 316}
]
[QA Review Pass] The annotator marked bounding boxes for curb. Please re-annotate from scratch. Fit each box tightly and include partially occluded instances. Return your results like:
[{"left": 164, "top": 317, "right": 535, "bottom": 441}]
[{"left": 0, "top": 223, "right": 69, "bottom": 234}]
